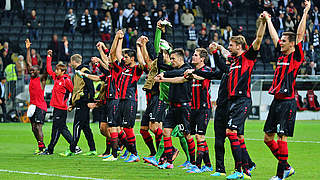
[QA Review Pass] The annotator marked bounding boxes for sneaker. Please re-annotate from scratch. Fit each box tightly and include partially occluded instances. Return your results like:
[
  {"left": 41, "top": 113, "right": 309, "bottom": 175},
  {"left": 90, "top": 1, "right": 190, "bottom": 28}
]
[
  {"left": 144, "top": 156, "right": 159, "bottom": 166},
  {"left": 75, "top": 146, "right": 82, "bottom": 155},
  {"left": 39, "top": 148, "right": 53, "bottom": 155},
  {"left": 200, "top": 165, "right": 213, "bottom": 172},
  {"left": 249, "top": 163, "right": 256, "bottom": 172},
  {"left": 120, "top": 150, "right": 129, "bottom": 159},
  {"left": 241, "top": 172, "right": 252, "bottom": 179},
  {"left": 34, "top": 149, "right": 44, "bottom": 155},
  {"left": 59, "top": 149, "right": 75, "bottom": 156},
  {"left": 102, "top": 155, "right": 118, "bottom": 161},
  {"left": 158, "top": 162, "right": 174, "bottom": 169},
  {"left": 102, "top": 154, "right": 113, "bottom": 159},
  {"left": 269, "top": 176, "right": 283, "bottom": 180},
  {"left": 283, "top": 167, "right": 295, "bottom": 178},
  {"left": 186, "top": 166, "right": 202, "bottom": 173},
  {"left": 226, "top": 171, "right": 243, "bottom": 179},
  {"left": 178, "top": 161, "right": 190, "bottom": 168},
  {"left": 183, "top": 164, "right": 197, "bottom": 170},
  {"left": 125, "top": 154, "right": 140, "bottom": 162},
  {"left": 98, "top": 153, "right": 110, "bottom": 158},
  {"left": 82, "top": 151, "right": 97, "bottom": 156},
  {"left": 210, "top": 172, "right": 226, "bottom": 176}
]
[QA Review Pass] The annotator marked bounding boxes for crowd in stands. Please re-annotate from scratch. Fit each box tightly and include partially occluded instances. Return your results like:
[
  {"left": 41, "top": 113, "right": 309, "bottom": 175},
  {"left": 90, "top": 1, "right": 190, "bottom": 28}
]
[{"left": 1, "top": 0, "right": 320, "bottom": 121}]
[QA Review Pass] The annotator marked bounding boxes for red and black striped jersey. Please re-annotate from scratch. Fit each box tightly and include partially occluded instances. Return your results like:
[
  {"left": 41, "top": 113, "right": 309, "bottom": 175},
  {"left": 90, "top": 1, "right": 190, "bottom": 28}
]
[
  {"left": 191, "top": 65, "right": 212, "bottom": 110},
  {"left": 269, "top": 41, "right": 304, "bottom": 99},
  {"left": 99, "top": 66, "right": 119, "bottom": 100},
  {"left": 228, "top": 45, "right": 258, "bottom": 98},
  {"left": 113, "top": 60, "right": 143, "bottom": 101}
]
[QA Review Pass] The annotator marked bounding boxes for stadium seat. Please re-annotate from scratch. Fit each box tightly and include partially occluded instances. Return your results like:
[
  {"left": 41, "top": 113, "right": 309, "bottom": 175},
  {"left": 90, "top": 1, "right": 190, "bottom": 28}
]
[
  {"left": 295, "top": 91, "right": 307, "bottom": 111},
  {"left": 306, "top": 90, "right": 320, "bottom": 111}
]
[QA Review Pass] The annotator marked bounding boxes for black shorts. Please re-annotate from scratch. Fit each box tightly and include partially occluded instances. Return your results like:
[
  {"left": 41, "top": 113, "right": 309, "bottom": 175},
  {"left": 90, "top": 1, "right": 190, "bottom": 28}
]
[
  {"left": 93, "top": 105, "right": 105, "bottom": 123},
  {"left": 154, "top": 100, "right": 168, "bottom": 123},
  {"left": 264, "top": 99, "right": 297, "bottom": 137},
  {"left": 163, "top": 104, "right": 191, "bottom": 134},
  {"left": 104, "top": 99, "right": 120, "bottom": 127},
  {"left": 30, "top": 107, "right": 46, "bottom": 124},
  {"left": 190, "top": 108, "right": 211, "bottom": 135},
  {"left": 227, "top": 97, "right": 252, "bottom": 135},
  {"left": 119, "top": 99, "right": 137, "bottom": 128},
  {"left": 141, "top": 95, "right": 159, "bottom": 126}
]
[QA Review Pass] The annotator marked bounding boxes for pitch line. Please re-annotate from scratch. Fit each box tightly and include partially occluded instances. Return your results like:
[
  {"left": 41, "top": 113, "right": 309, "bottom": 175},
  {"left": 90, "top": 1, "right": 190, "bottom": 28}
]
[{"left": 0, "top": 169, "right": 107, "bottom": 180}]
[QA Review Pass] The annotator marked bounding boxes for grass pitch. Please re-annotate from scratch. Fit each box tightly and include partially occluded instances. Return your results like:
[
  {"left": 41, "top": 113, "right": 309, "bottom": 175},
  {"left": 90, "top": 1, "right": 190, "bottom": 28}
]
[{"left": 0, "top": 120, "right": 319, "bottom": 180}]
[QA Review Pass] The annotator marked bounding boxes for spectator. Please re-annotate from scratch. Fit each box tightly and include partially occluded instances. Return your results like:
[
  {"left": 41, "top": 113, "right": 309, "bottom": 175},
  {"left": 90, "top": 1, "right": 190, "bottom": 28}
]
[
  {"left": 130, "top": 29, "right": 139, "bottom": 49},
  {"left": 123, "top": 3, "right": 134, "bottom": 20},
  {"left": 311, "top": 28, "right": 320, "bottom": 53},
  {"left": 161, "top": 4, "right": 168, "bottom": 19},
  {"left": 197, "top": 29, "right": 209, "bottom": 48},
  {"left": 233, "top": 25, "right": 245, "bottom": 37},
  {"left": 257, "top": 0, "right": 264, "bottom": 17},
  {"left": 1, "top": 49, "right": 12, "bottom": 71},
  {"left": 199, "top": 0, "right": 210, "bottom": 22},
  {"left": 285, "top": 15, "right": 294, "bottom": 32},
  {"left": 90, "top": 0, "right": 98, "bottom": 10},
  {"left": 91, "top": 9, "right": 101, "bottom": 33},
  {"left": 223, "top": 25, "right": 233, "bottom": 46},
  {"left": 59, "top": 36, "right": 72, "bottom": 63},
  {"left": 116, "top": 9, "right": 126, "bottom": 31},
  {"left": 180, "top": 8, "right": 194, "bottom": 28},
  {"left": 66, "top": 0, "right": 75, "bottom": 9},
  {"left": 123, "top": 27, "right": 133, "bottom": 48},
  {"left": 307, "top": 61, "right": 317, "bottom": 75},
  {"left": 128, "top": 10, "right": 140, "bottom": 31},
  {"left": 78, "top": 9, "right": 92, "bottom": 34},
  {"left": 286, "top": 1, "right": 297, "bottom": 18},
  {"left": 184, "top": 0, "right": 193, "bottom": 10},
  {"left": 110, "top": 2, "right": 120, "bottom": 33},
  {"left": 186, "top": 23, "right": 197, "bottom": 50},
  {"left": 100, "top": 14, "right": 112, "bottom": 42},
  {"left": 0, "top": 76, "right": 7, "bottom": 122},
  {"left": 151, "top": 0, "right": 159, "bottom": 13},
  {"left": 311, "top": 6, "right": 320, "bottom": 31},
  {"left": 141, "top": 11, "right": 153, "bottom": 37},
  {"left": 276, "top": 4, "right": 286, "bottom": 17},
  {"left": 260, "top": 38, "right": 274, "bottom": 70},
  {"left": 4, "top": 61, "right": 17, "bottom": 108},
  {"left": 138, "top": 0, "right": 147, "bottom": 14},
  {"left": 274, "top": 13, "right": 286, "bottom": 37},
  {"left": 184, "top": 49, "right": 191, "bottom": 64},
  {"left": 152, "top": 9, "right": 163, "bottom": 27},
  {"left": 169, "top": 4, "right": 182, "bottom": 27},
  {"left": 15, "top": 55, "right": 26, "bottom": 93},
  {"left": 219, "top": 0, "right": 232, "bottom": 28},
  {"left": 48, "top": 34, "right": 60, "bottom": 62},
  {"left": 101, "top": 0, "right": 113, "bottom": 14},
  {"left": 293, "top": 15, "right": 301, "bottom": 32},
  {"left": 264, "top": 0, "right": 273, "bottom": 15},
  {"left": 30, "top": 48, "right": 42, "bottom": 69},
  {"left": 308, "top": 45, "right": 317, "bottom": 62},
  {"left": 208, "top": 24, "right": 220, "bottom": 42},
  {"left": 299, "top": 61, "right": 308, "bottom": 75},
  {"left": 63, "top": 8, "right": 77, "bottom": 35},
  {"left": 26, "top": 9, "right": 40, "bottom": 41},
  {"left": 213, "top": 32, "right": 221, "bottom": 44}
]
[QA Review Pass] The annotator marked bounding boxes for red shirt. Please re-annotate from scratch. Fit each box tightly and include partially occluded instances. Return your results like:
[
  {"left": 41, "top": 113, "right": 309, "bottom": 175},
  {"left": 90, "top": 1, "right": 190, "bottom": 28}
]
[
  {"left": 31, "top": 55, "right": 38, "bottom": 66},
  {"left": 47, "top": 56, "right": 73, "bottom": 110},
  {"left": 269, "top": 41, "right": 304, "bottom": 99},
  {"left": 191, "top": 65, "right": 212, "bottom": 109},
  {"left": 29, "top": 77, "right": 47, "bottom": 111}
]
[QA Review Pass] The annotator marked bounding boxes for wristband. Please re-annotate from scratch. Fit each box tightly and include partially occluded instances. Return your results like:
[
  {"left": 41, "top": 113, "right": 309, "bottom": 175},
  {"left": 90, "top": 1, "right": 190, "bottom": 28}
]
[{"left": 212, "top": 49, "right": 218, "bottom": 54}]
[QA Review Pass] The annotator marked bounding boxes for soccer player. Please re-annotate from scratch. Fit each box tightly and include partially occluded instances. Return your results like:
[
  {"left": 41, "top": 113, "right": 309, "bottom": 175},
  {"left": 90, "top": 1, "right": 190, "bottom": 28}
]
[
  {"left": 25, "top": 39, "right": 48, "bottom": 154},
  {"left": 114, "top": 30, "right": 146, "bottom": 162},
  {"left": 154, "top": 48, "right": 195, "bottom": 169},
  {"left": 212, "top": 14, "right": 266, "bottom": 179},
  {"left": 40, "top": 50, "right": 75, "bottom": 155},
  {"left": 61, "top": 54, "right": 97, "bottom": 156},
  {"left": 263, "top": 1, "right": 311, "bottom": 179}
]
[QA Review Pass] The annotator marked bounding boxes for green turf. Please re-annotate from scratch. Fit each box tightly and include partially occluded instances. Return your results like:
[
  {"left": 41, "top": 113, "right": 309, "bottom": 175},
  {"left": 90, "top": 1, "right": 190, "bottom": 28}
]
[{"left": 0, "top": 120, "right": 319, "bottom": 180}]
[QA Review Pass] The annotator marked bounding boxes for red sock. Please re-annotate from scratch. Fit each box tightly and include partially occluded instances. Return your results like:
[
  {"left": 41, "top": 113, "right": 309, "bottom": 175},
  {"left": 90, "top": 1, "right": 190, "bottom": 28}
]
[
  {"left": 163, "top": 137, "right": 173, "bottom": 163},
  {"left": 265, "top": 140, "right": 279, "bottom": 159},
  {"left": 226, "top": 132, "right": 242, "bottom": 172},
  {"left": 140, "top": 129, "right": 156, "bottom": 155},
  {"left": 154, "top": 128, "right": 163, "bottom": 149},
  {"left": 187, "top": 138, "right": 196, "bottom": 165},
  {"left": 124, "top": 128, "right": 137, "bottom": 155}
]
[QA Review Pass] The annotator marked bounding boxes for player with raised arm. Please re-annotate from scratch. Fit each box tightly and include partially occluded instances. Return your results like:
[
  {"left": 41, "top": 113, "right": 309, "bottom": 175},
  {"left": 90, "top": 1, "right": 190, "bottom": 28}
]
[
  {"left": 263, "top": 1, "right": 311, "bottom": 179},
  {"left": 25, "top": 39, "right": 48, "bottom": 154},
  {"left": 40, "top": 50, "right": 75, "bottom": 155}
]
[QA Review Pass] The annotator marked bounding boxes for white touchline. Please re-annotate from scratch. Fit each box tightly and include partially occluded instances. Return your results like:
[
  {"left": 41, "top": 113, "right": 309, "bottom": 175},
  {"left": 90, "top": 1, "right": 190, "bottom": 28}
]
[
  {"left": 0, "top": 169, "right": 107, "bottom": 180},
  {"left": 135, "top": 134, "right": 320, "bottom": 144}
]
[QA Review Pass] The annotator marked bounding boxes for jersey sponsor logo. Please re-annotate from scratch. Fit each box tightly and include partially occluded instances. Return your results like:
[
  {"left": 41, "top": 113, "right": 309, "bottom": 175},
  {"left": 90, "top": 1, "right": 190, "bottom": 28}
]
[
  {"left": 277, "top": 62, "right": 290, "bottom": 66},
  {"left": 59, "top": 82, "right": 62, "bottom": 85},
  {"left": 192, "top": 84, "right": 202, "bottom": 87},
  {"left": 230, "top": 65, "right": 242, "bottom": 70},
  {"left": 121, "top": 72, "right": 133, "bottom": 76}
]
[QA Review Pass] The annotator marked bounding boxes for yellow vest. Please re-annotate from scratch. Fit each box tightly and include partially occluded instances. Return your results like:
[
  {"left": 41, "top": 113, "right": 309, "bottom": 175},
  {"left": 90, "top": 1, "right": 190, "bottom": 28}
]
[
  {"left": 5, "top": 64, "right": 17, "bottom": 81},
  {"left": 71, "top": 67, "right": 89, "bottom": 106}
]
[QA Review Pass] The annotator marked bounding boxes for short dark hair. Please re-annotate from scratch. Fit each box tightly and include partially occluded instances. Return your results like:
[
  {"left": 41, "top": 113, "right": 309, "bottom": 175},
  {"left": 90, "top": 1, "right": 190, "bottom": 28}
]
[
  {"left": 195, "top": 48, "right": 208, "bottom": 61},
  {"left": 170, "top": 48, "right": 184, "bottom": 59},
  {"left": 282, "top": 32, "right": 296, "bottom": 42},
  {"left": 123, "top": 48, "right": 136, "bottom": 58}
]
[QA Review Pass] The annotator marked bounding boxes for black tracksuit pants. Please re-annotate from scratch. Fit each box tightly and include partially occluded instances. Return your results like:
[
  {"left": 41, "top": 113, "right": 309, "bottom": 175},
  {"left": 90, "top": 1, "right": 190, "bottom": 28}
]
[
  {"left": 70, "top": 103, "right": 96, "bottom": 152},
  {"left": 214, "top": 103, "right": 229, "bottom": 173},
  {"left": 48, "top": 108, "right": 73, "bottom": 153}
]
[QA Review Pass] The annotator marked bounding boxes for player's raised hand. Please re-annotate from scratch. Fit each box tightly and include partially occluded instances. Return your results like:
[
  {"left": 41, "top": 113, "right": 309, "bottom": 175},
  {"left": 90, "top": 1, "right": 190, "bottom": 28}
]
[
  {"left": 91, "top": 56, "right": 101, "bottom": 64},
  {"left": 304, "top": 0, "right": 311, "bottom": 13},
  {"left": 141, "top": 36, "right": 149, "bottom": 45},
  {"left": 47, "top": 50, "right": 53, "bottom": 57},
  {"left": 96, "top": 42, "right": 103, "bottom": 51},
  {"left": 209, "top": 42, "right": 218, "bottom": 52},
  {"left": 263, "top": 11, "right": 271, "bottom": 21},
  {"left": 25, "top": 39, "right": 31, "bottom": 49}
]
